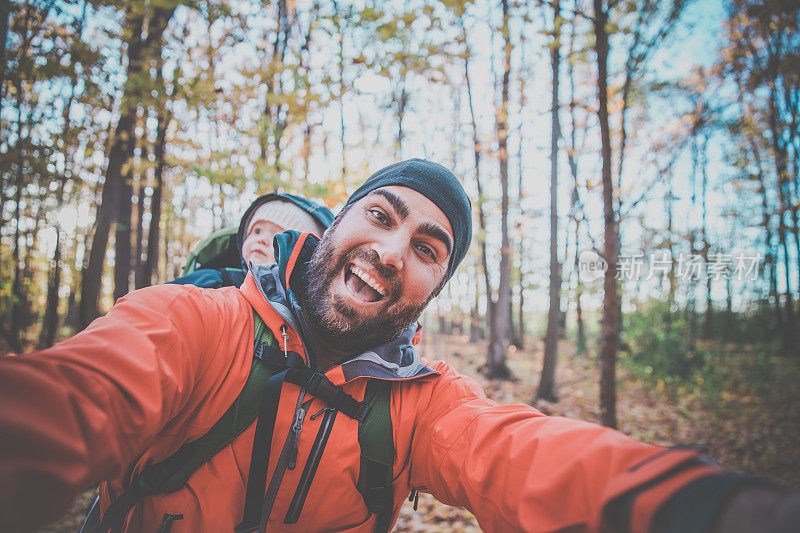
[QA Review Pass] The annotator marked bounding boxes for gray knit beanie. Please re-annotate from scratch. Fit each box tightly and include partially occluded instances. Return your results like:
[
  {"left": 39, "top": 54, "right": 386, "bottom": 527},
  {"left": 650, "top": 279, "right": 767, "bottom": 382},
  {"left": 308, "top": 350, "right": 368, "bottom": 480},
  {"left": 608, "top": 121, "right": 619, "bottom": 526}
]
[{"left": 344, "top": 159, "right": 472, "bottom": 281}]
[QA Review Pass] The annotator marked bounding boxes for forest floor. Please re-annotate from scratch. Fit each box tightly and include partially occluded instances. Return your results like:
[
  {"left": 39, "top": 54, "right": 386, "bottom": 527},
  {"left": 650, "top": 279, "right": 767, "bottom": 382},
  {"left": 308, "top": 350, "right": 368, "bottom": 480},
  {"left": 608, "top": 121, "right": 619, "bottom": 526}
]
[{"left": 41, "top": 334, "right": 800, "bottom": 532}]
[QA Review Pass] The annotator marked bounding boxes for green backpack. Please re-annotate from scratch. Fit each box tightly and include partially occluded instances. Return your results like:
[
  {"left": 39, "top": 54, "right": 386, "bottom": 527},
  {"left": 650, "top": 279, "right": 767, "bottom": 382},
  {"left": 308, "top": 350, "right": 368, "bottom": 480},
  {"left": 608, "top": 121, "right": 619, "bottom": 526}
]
[
  {"left": 182, "top": 226, "right": 241, "bottom": 275},
  {"left": 87, "top": 312, "right": 394, "bottom": 533}
]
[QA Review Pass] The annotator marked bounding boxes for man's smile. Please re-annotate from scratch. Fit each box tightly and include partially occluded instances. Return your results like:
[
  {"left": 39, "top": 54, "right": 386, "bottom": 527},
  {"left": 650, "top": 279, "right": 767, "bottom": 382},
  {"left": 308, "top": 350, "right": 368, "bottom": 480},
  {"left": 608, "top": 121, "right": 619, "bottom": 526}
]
[{"left": 343, "top": 263, "right": 389, "bottom": 303}]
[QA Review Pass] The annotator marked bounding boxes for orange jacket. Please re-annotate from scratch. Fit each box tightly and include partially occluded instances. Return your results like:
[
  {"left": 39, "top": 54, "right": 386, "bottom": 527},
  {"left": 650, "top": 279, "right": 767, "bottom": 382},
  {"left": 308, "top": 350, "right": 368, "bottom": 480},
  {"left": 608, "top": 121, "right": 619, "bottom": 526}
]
[{"left": 0, "top": 234, "right": 720, "bottom": 533}]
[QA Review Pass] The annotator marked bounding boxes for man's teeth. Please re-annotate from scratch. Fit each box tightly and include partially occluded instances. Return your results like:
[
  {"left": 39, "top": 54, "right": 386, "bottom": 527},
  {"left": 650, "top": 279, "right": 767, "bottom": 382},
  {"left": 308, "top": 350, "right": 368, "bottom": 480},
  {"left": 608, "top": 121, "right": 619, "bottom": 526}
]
[{"left": 350, "top": 265, "right": 387, "bottom": 296}]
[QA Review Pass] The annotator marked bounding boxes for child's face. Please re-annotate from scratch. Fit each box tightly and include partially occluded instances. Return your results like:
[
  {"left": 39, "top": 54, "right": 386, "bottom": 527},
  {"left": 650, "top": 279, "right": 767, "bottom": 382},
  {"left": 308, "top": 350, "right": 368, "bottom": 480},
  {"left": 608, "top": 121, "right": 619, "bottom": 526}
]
[{"left": 241, "top": 220, "right": 284, "bottom": 264}]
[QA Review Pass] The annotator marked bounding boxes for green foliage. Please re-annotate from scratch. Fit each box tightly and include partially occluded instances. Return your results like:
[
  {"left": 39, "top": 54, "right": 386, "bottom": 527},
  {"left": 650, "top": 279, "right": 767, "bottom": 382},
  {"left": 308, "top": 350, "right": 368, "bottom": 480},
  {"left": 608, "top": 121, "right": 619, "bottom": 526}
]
[
  {"left": 622, "top": 301, "right": 703, "bottom": 384},
  {"left": 621, "top": 300, "right": 782, "bottom": 393}
]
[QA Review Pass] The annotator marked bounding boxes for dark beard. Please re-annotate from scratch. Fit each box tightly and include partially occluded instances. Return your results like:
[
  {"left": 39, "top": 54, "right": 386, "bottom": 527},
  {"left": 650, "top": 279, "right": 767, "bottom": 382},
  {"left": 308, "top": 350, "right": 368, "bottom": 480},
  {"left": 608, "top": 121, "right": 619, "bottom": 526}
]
[{"left": 294, "top": 232, "right": 431, "bottom": 356}]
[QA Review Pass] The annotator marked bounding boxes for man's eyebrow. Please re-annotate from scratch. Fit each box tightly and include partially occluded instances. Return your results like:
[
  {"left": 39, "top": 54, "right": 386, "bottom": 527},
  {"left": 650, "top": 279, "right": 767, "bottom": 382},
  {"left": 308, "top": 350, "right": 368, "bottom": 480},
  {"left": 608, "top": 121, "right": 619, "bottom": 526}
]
[
  {"left": 372, "top": 189, "right": 409, "bottom": 220},
  {"left": 368, "top": 189, "right": 452, "bottom": 257},
  {"left": 417, "top": 221, "right": 453, "bottom": 259}
]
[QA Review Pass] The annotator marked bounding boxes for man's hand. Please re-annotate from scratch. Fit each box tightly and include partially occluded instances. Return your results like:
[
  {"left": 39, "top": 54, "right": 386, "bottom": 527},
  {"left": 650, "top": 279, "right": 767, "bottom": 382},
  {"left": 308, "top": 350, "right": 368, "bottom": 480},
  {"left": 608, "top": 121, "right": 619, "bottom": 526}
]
[{"left": 714, "top": 486, "right": 800, "bottom": 533}]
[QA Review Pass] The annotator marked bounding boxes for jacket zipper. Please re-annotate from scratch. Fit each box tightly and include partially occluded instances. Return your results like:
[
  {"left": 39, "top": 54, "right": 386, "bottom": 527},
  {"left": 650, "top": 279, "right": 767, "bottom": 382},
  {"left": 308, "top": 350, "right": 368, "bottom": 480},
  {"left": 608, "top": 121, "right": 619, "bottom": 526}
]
[
  {"left": 288, "top": 298, "right": 318, "bottom": 370},
  {"left": 283, "top": 407, "right": 338, "bottom": 524},
  {"left": 286, "top": 399, "right": 310, "bottom": 470},
  {"left": 256, "top": 391, "right": 309, "bottom": 533}
]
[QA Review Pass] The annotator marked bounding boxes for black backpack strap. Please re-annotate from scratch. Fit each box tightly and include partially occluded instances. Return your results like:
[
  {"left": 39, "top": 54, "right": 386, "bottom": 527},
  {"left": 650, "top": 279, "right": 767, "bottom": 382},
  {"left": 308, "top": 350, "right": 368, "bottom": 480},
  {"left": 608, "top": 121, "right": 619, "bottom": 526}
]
[
  {"left": 95, "top": 310, "right": 278, "bottom": 532},
  {"left": 357, "top": 379, "right": 394, "bottom": 533},
  {"left": 235, "top": 368, "right": 290, "bottom": 533},
  {"left": 220, "top": 267, "right": 247, "bottom": 288},
  {"left": 283, "top": 368, "right": 372, "bottom": 422}
]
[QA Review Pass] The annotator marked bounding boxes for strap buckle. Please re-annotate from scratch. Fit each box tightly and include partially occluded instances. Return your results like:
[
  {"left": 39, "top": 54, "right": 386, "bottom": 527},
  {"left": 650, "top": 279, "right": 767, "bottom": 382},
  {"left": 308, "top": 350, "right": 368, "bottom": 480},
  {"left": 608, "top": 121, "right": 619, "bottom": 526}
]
[{"left": 363, "top": 485, "right": 393, "bottom": 514}]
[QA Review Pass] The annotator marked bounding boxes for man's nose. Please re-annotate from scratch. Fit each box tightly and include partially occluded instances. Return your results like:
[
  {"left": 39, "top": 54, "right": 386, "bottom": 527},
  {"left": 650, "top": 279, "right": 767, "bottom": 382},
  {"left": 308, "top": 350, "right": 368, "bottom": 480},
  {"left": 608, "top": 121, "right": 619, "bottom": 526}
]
[{"left": 372, "top": 234, "right": 405, "bottom": 270}]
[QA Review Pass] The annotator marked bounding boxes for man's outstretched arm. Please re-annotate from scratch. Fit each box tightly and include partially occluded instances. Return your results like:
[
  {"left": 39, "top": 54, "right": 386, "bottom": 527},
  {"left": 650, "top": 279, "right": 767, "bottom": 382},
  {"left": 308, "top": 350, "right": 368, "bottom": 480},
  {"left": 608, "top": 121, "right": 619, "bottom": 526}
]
[
  {"left": 408, "top": 360, "right": 792, "bottom": 533},
  {"left": 0, "top": 284, "right": 245, "bottom": 532}
]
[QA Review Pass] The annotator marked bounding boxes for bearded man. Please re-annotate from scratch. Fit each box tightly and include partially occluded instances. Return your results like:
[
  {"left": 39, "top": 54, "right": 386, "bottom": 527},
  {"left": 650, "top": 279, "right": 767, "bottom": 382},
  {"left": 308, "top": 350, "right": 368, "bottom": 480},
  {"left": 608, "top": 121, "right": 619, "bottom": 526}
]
[{"left": 0, "top": 159, "right": 796, "bottom": 533}]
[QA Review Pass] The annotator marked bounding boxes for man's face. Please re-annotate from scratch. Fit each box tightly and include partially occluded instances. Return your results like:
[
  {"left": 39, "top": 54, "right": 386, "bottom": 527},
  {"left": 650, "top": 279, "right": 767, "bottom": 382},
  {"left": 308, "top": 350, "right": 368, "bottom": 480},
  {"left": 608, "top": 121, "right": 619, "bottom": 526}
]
[
  {"left": 300, "top": 186, "right": 453, "bottom": 353},
  {"left": 241, "top": 220, "right": 284, "bottom": 264}
]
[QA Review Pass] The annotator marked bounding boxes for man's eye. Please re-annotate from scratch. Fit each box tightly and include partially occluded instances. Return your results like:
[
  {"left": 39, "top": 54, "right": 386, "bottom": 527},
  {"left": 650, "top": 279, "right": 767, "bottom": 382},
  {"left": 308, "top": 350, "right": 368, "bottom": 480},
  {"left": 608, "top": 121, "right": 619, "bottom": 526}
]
[
  {"left": 253, "top": 228, "right": 261, "bottom": 235},
  {"left": 415, "top": 243, "right": 436, "bottom": 260},
  {"left": 369, "top": 209, "right": 388, "bottom": 224}
]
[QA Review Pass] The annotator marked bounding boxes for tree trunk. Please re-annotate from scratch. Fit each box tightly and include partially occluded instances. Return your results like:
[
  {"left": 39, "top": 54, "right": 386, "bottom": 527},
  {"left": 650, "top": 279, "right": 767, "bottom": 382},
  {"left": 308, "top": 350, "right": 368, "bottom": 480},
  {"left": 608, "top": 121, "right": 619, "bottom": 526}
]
[
  {"left": 594, "top": 0, "right": 618, "bottom": 428},
  {"left": 463, "top": 27, "right": 495, "bottom": 350},
  {"left": 114, "top": 162, "right": 134, "bottom": 301},
  {"left": 538, "top": 0, "right": 562, "bottom": 402},
  {"left": 8, "top": 178, "right": 24, "bottom": 352},
  {"left": 508, "top": 296, "right": 520, "bottom": 348},
  {"left": 517, "top": 279, "right": 525, "bottom": 347},
  {"left": 667, "top": 170, "right": 676, "bottom": 310},
  {"left": 16, "top": 180, "right": 48, "bottom": 349},
  {"left": 396, "top": 80, "right": 407, "bottom": 158},
  {"left": 471, "top": 306, "right": 484, "bottom": 341},
  {"left": 686, "top": 134, "right": 700, "bottom": 341},
  {"left": 79, "top": 10, "right": 144, "bottom": 327},
  {"left": 79, "top": 4, "right": 175, "bottom": 325},
  {"left": 576, "top": 274, "right": 585, "bottom": 352},
  {"left": 786, "top": 84, "right": 800, "bottom": 312},
  {"left": 570, "top": 185, "right": 587, "bottom": 355},
  {"left": 263, "top": 0, "right": 288, "bottom": 178},
  {"left": 486, "top": 0, "right": 512, "bottom": 380},
  {"left": 0, "top": 0, "right": 10, "bottom": 96},
  {"left": 162, "top": 207, "right": 171, "bottom": 283},
  {"left": 701, "top": 135, "right": 713, "bottom": 338},
  {"left": 134, "top": 175, "right": 146, "bottom": 289},
  {"left": 334, "top": 2, "right": 349, "bottom": 182},
  {"left": 37, "top": 5, "right": 86, "bottom": 344},
  {"left": 514, "top": 38, "right": 527, "bottom": 350},
  {"left": 470, "top": 265, "right": 484, "bottom": 341},
  {"left": 768, "top": 86, "right": 796, "bottom": 352},
  {"left": 40, "top": 167, "right": 73, "bottom": 348},
  {"left": 39, "top": 229, "right": 62, "bottom": 348},
  {"left": 143, "top": 109, "right": 170, "bottom": 286},
  {"left": 65, "top": 232, "right": 85, "bottom": 330},
  {"left": 749, "top": 128, "right": 781, "bottom": 327},
  {"left": 79, "top": 136, "right": 126, "bottom": 328},
  {"left": 302, "top": 121, "right": 312, "bottom": 185},
  {"left": 339, "top": 39, "right": 346, "bottom": 181},
  {"left": 297, "top": 8, "right": 315, "bottom": 188},
  {"left": 565, "top": 19, "right": 585, "bottom": 355},
  {"left": 3, "top": 76, "right": 33, "bottom": 352}
]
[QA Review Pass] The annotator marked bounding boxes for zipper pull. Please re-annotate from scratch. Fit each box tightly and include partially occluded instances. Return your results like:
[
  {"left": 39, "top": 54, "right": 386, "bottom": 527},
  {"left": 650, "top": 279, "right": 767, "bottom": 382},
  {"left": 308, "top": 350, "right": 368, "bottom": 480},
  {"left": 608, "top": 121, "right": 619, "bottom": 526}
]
[
  {"left": 309, "top": 406, "right": 336, "bottom": 421},
  {"left": 409, "top": 487, "right": 423, "bottom": 511},
  {"left": 280, "top": 324, "right": 289, "bottom": 359},
  {"left": 155, "top": 513, "right": 183, "bottom": 533},
  {"left": 287, "top": 404, "right": 306, "bottom": 470}
]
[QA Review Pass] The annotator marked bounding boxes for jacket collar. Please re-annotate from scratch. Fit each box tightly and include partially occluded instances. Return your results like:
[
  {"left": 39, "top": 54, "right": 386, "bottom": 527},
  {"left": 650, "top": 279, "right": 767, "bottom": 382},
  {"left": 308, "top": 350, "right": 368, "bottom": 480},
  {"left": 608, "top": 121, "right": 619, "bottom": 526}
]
[{"left": 246, "top": 231, "right": 436, "bottom": 383}]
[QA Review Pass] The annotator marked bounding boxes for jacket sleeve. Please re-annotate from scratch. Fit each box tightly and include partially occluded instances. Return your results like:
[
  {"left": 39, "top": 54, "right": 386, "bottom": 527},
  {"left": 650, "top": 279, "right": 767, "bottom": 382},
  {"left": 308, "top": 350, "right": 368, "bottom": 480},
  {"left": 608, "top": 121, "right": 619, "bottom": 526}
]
[
  {"left": 0, "top": 284, "right": 237, "bottom": 532},
  {"left": 408, "top": 361, "right": 722, "bottom": 533}
]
